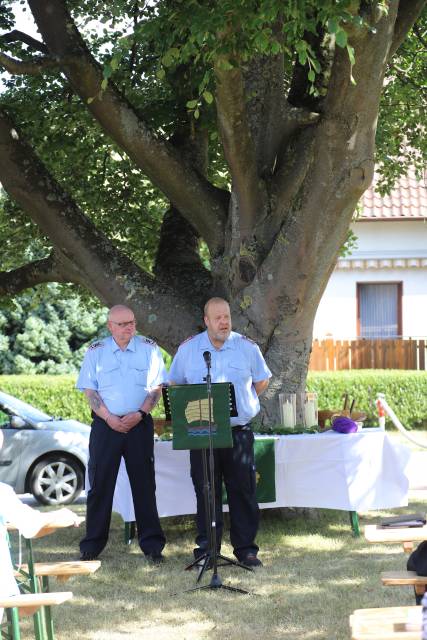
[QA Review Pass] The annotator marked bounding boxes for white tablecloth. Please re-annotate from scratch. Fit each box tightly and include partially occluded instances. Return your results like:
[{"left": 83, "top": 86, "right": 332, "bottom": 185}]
[{"left": 112, "top": 429, "right": 411, "bottom": 521}]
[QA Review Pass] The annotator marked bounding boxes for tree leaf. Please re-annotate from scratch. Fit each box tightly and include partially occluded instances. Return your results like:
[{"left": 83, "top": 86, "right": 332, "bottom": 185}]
[
  {"left": 346, "top": 45, "right": 355, "bottom": 66},
  {"left": 328, "top": 18, "right": 339, "bottom": 34},
  {"left": 335, "top": 29, "right": 348, "bottom": 48},
  {"left": 203, "top": 90, "right": 213, "bottom": 104}
]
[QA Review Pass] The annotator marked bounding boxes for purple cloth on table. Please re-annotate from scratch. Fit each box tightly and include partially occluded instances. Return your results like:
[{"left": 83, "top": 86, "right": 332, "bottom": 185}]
[{"left": 332, "top": 416, "right": 358, "bottom": 434}]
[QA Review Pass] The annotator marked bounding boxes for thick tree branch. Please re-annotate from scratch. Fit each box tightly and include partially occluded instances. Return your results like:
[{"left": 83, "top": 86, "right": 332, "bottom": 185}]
[
  {"left": 154, "top": 206, "right": 214, "bottom": 302},
  {"left": 0, "top": 253, "right": 65, "bottom": 296},
  {"left": 0, "top": 52, "right": 58, "bottom": 75},
  {"left": 389, "top": 0, "right": 426, "bottom": 59},
  {"left": 238, "top": 5, "right": 406, "bottom": 334},
  {"left": 0, "top": 29, "right": 49, "bottom": 54},
  {"left": 0, "top": 107, "right": 200, "bottom": 351},
  {"left": 27, "top": 0, "right": 228, "bottom": 254},
  {"left": 243, "top": 54, "right": 286, "bottom": 177},
  {"left": 214, "top": 59, "right": 265, "bottom": 237}
]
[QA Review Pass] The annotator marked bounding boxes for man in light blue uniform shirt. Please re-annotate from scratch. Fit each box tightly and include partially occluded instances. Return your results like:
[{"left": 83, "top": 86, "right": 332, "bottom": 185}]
[
  {"left": 76, "top": 304, "right": 166, "bottom": 563},
  {"left": 169, "top": 297, "right": 271, "bottom": 567}
]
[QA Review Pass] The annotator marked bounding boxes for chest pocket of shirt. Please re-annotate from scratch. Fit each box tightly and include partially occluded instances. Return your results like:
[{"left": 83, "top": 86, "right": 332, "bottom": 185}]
[
  {"left": 131, "top": 365, "right": 149, "bottom": 388},
  {"left": 187, "top": 366, "right": 206, "bottom": 384},
  {"left": 228, "top": 361, "right": 251, "bottom": 384},
  {"left": 97, "top": 363, "right": 120, "bottom": 388}
]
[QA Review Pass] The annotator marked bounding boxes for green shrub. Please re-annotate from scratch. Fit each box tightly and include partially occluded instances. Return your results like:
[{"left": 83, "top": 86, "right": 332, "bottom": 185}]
[
  {"left": 0, "top": 375, "right": 92, "bottom": 422},
  {"left": 1, "top": 370, "right": 426, "bottom": 428},
  {"left": 307, "top": 370, "right": 427, "bottom": 429},
  {"left": 0, "top": 374, "right": 165, "bottom": 423}
]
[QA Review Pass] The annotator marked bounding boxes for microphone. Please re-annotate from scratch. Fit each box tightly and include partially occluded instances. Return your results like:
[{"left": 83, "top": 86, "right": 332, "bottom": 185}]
[{"left": 203, "top": 351, "right": 211, "bottom": 367}]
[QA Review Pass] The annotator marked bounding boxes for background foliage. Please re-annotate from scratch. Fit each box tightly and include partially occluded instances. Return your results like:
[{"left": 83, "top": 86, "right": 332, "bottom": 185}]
[
  {"left": 1, "top": 370, "right": 426, "bottom": 428},
  {"left": 0, "top": 2, "right": 425, "bottom": 276},
  {"left": 0, "top": 285, "right": 107, "bottom": 374}
]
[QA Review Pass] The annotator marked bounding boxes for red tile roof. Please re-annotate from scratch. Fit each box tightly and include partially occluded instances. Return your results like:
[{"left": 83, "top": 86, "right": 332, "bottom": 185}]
[{"left": 361, "top": 168, "right": 427, "bottom": 220}]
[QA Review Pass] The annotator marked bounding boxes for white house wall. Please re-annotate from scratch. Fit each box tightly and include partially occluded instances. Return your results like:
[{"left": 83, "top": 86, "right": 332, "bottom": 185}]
[
  {"left": 352, "top": 220, "right": 427, "bottom": 256},
  {"left": 313, "top": 220, "right": 427, "bottom": 339}
]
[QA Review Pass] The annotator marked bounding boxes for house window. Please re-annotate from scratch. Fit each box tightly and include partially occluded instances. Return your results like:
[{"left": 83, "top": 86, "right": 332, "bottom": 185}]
[{"left": 357, "top": 282, "right": 402, "bottom": 338}]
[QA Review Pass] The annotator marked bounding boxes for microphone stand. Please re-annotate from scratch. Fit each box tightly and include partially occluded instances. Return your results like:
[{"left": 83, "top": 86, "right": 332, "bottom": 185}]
[{"left": 183, "top": 352, "right": 252, "bottom": 595}]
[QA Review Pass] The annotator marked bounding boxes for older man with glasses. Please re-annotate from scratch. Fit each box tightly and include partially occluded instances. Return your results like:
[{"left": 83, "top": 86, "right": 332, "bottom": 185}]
[{"left": 76, "top": 305, "right": 166, "bottom": 563}]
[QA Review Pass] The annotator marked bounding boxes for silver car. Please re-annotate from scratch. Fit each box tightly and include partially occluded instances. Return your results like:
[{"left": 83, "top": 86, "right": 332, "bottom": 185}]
[{"left": 0, "top": 390, "right": 90, "bottom": 505}]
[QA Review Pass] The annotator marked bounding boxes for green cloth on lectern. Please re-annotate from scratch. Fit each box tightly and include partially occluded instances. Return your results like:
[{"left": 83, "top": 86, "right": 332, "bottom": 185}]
[
  {"left": 169, "top": 383, "right": 233, "bottom": 450},
  {"left": 222, "top": 437, "right": 276, "bottom": 503}
]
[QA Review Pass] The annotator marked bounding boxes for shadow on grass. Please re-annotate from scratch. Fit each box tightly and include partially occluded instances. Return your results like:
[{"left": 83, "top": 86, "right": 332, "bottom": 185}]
[{"left": 8, "top": 497, "right": 427, "bottom": 640}]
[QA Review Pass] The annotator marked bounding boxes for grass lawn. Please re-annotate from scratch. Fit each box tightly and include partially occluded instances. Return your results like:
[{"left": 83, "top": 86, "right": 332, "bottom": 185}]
[{"left": 9, "top": 492, "right": 427, "bottom": 640}]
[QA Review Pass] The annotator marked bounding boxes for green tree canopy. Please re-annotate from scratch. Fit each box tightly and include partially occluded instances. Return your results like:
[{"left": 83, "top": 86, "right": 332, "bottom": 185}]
[{"left": 0, "top": 0, "right": 425, "bottom": 421}]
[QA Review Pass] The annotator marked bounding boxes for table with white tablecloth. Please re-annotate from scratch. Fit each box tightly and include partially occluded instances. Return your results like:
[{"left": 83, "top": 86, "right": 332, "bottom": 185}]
[{"left": 112, "top": 429, "right": 411, "bottom": 528}]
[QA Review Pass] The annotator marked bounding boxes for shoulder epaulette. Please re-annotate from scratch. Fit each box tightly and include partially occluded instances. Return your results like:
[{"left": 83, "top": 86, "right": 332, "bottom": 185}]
[
  {"left": 241, "top": 335, "right": 256, "bottom": 344},
  {"left": 180, "top": 335, "right": 195, "bottom": 346},
  {"left": 141, "top": 336, "right": 156, "bottom": 346},
  {"left": 89, "top": 341, "right": 104, "bottom": 351}
]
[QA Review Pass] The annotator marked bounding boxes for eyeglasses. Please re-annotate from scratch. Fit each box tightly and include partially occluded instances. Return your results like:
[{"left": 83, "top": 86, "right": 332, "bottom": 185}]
[{"left": 110, "top": 320, "right": 136, "bottom": 328}]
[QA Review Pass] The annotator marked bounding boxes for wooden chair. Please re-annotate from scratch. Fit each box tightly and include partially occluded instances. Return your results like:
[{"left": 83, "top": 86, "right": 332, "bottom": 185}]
[{"left": 0, "top": 592, "right": 72, "bottom": 640}]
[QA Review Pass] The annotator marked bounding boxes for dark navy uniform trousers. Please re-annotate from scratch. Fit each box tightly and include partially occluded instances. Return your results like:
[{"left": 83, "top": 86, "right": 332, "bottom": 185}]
[
  {"left": 190, "top": 426, "right": 259, "bottom": 561},
  {"left": 80, "top": 414, "right": 165, "bottom": 556}
]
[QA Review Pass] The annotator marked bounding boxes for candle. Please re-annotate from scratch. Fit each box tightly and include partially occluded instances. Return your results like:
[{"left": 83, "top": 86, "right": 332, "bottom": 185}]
[
  {"left": 282, "top": 401, "right": 295, "bottom": 428},
  {"left": 304, "top": 400, "right": 317, "bottom": 427}
]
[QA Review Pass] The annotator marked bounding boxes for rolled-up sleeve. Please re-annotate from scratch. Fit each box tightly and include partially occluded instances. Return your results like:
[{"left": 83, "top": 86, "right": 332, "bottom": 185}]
[
  {"left": 251, "top": 345, "right": 272, "bottom": 383},
  {"left": 76, "top": 349, "right": 98, "bottom": 391},
  {"left": 148, "top": 345, "right": 168, "bottom": 388}
]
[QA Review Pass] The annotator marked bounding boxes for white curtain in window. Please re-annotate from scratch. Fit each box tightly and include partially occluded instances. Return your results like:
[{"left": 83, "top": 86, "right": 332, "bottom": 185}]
[{"left": 359, "top": 283, "right": 399, "bottom": 338}]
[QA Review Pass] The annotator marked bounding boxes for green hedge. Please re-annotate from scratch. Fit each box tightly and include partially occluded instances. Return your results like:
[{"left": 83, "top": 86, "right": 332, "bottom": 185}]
[
  {"left": 0, "top": 375, "right": 166, "bottom": 423},
  {"left": 1, "top": 370, "right": 426, "bottom": 428},
  {"left": 0, "top": 375, "right": 92, "bottom": 423},
  {"left": 307, "top": 370, "right": 427, "bottom": 429}
]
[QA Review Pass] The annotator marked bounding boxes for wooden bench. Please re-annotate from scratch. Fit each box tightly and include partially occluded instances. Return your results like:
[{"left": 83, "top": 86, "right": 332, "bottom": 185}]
[
  {"left": 364, "top": 524, "right": 426, "bottom": 553},
  {"left": 0, "top": 592, "right": 72, "bottom": 640},
  {"left": 350, "top": 604, "right": 422, "bottom": 640},
  {"left": 12, "top": 562, "right": 99, "bottom": 640},
  {"left": 381, "top": 570, "right": 427, "bottom": 598},
  {"left": 16, "top": 560, "right": 101, "bottom": 585}
]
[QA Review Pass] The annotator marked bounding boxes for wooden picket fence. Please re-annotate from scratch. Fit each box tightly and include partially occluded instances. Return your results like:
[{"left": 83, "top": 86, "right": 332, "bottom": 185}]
[{"left": 309, "top": 338, "right": 427, "bottom": 371}]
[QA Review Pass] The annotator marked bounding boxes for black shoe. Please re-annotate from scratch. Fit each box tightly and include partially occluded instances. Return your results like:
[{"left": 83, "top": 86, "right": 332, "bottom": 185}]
[
  {"left": 80, "top": 551, "right": 98, "bottom": 561},
  {"left": 147, "top": 552, "right": 164, "bottom": 565},
  {"left": 193, "top": 547, "right": 207, "bottom": 561},
  {"left": 240, "top": 553, "right": 262, "bottom": 567}
]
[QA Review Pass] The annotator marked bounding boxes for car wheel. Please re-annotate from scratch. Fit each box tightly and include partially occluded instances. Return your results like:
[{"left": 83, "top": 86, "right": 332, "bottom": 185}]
[{"left": 29, "top": 455, "right": 84, "bottom": 506}]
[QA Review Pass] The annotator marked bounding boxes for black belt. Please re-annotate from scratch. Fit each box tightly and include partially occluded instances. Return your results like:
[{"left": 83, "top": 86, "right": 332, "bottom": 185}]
[{"left": 232, "top": 424, "right": 251, "bottom": 431}]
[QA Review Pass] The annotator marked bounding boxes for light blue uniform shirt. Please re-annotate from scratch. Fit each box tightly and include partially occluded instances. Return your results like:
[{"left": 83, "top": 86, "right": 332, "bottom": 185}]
[
  {"left": 168, "top": 331, "right": 272, "bottom": 426},
  {"left": 76, "top": 335, "right": 167, "bottom": 415}
]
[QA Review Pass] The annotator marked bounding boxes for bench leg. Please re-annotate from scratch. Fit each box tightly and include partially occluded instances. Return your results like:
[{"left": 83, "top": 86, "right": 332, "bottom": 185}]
[
  {"left": 5, "top": 607, "right": 21, "bottom": 640},
  {"left": 349, "top": 511, "right": 360, "bottom": 537},
  {"left": 40, "top": 578, "right": 55, "bottom": 640},
  {"left": 43, "top": 606, "right": 54, "bottom": 640},
  {"left": 124, "top": 521, "right": 136, "bottom": 545},
  {"left": 26, "top": 548, "right": 46, "bottom": 640}
]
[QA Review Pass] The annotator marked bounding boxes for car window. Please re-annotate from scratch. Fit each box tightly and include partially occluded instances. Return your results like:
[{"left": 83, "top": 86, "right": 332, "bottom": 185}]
[
  {"left": 0, "top": 392, "right": 52, "bottom": 423},
  {"left": 0, "top": 408, "right": 9, "bottom": 428}
]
